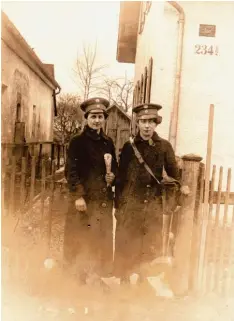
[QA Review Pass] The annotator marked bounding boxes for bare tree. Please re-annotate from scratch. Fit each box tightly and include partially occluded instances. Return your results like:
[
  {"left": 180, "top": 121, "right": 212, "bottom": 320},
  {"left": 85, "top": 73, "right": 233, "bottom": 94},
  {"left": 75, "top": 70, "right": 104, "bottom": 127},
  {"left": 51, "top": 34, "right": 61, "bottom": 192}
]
[
  {"left": 100, "top": 74, "right": 134, "bottom": 112},
  {"left": 73, "top": 43, "right": 108, "bottom": 100},
  {"left": 54, "top": 93, "right": 83, "bottom": 144},
  {"left": 73, "top": 44, "right": 133, "bottom": 112}
]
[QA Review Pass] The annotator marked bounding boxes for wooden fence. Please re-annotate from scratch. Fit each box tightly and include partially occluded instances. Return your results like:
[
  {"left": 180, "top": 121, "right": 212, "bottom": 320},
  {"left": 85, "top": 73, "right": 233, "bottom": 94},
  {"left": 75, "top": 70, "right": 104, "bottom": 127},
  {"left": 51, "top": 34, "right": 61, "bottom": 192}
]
[
  {"left": 2, "top": 154, "right": 69, "bottom": 290},
  {"left": 197, "top": 165, "right": 234, "bottom": 296},
  {"left": 2, "top": 150, "right": 234, "bottom": 297},
  {"left": 2, "top": 155, "right": 66, "bottom": 217},
  {"left": 172, "top": 155, "right": 234, "bottom": 297},
  {"left": 1, "top": 142, "right": 67, "bottom": 174}
]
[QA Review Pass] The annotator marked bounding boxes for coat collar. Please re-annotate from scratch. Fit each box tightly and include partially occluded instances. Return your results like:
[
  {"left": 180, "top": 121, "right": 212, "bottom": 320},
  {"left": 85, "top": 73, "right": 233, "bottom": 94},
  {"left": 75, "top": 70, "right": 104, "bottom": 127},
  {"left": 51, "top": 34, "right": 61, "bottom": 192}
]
[
  {"left": 134, "top": 131, "right": 161, "bottom": 144},
  {"left": 84, "top": 125, "right": 109, "bottom": 141}
]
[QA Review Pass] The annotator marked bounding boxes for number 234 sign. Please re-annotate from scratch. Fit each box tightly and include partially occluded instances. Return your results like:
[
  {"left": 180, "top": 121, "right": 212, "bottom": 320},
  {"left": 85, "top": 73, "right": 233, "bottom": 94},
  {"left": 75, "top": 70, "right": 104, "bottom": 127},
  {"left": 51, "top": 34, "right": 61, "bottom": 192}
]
[{"left": 195, "top": 45, "right": 219, "bottom": 55}]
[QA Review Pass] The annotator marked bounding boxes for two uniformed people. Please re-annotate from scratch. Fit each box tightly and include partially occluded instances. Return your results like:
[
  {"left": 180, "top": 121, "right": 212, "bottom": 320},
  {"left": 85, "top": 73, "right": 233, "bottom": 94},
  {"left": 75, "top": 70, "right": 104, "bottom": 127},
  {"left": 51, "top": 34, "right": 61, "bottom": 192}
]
[
  {"left": 64, "top": 97, "right": 117, "bottom": 284},
  {"left": 114, "top": 103, "right": 180, "bottom": 284},
  {"left": 64, "top": 98, "right": 180, "bottom": 287}
]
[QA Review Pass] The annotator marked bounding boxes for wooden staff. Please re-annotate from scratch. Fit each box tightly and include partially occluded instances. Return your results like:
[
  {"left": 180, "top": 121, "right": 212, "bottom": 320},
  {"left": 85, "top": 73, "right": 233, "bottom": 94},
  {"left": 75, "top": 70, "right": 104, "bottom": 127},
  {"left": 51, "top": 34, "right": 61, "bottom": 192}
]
[
  {"left": 104, "top": 153, "right": 112, "bottom": 187},
  {"left": 197, "top": 104, "right": 215, "bottom": 293}
]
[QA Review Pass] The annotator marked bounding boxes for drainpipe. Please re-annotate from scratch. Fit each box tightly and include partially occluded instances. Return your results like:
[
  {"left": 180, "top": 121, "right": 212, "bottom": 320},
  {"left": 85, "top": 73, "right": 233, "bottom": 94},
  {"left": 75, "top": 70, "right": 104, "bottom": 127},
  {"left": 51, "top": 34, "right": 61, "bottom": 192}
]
[{"left": 168, "top": 1, "right": 185, "bottom": 151}]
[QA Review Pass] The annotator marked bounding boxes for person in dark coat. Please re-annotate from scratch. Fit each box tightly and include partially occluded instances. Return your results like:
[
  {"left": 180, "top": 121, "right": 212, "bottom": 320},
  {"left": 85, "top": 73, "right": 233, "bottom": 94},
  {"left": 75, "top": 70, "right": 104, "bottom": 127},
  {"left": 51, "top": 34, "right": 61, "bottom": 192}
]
[
  {"left": 64, "top": 97, "right": 117, "bottom": 284},
  {"left": 114, "top": 103, "right": 180, "bottom": 284}
]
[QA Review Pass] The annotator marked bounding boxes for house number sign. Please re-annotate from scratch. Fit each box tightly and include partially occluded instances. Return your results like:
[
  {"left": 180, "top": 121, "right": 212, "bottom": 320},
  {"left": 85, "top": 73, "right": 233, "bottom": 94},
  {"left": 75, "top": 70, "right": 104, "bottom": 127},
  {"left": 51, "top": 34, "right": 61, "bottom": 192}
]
[{"left": 195, "top": 44, "right": 219, "bottom": 56}]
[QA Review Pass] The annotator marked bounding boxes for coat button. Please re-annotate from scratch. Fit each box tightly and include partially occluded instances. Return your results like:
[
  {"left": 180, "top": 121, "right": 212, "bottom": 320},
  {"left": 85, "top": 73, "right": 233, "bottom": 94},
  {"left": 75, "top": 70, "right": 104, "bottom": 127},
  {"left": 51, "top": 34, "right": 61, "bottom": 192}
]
[
  {"left": 102, "top": 188, "right": 107, "bottom": 193},
  {"left": 101, "top": 202, "right": 107, "bottom": 208},
  {"left": 144, "top": 200, "right": 148, "bottom": 203}
]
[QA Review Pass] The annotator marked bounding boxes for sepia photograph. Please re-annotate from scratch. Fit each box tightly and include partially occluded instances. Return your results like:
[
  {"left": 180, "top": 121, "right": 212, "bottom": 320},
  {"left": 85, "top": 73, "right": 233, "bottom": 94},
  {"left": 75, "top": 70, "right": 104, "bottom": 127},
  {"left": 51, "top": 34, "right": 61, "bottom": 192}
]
[{"left": 1, "top": 1, "right": 234, "bottom": 320}]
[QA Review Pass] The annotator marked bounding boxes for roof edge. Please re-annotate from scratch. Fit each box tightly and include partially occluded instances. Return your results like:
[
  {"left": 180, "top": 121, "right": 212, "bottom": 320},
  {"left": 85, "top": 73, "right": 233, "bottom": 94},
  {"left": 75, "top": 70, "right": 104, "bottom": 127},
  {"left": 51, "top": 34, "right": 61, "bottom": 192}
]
[
  {"left": 1, "top": 11, "right": 61, "bottom": 90},
  {"left": 116, "top": 2, "right": 141, "bottom": 64},
  {"left": 107, "top": 104, "right": 131, "bottom": 120}
]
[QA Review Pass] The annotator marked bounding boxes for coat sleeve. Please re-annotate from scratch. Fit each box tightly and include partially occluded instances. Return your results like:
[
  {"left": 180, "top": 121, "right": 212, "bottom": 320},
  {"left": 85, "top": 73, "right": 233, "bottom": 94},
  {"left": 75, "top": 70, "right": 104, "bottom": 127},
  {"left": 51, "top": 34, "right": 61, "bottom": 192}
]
[
  {"left": 65, "top": 136, "right": 85, "bottom": 199},
  {"left": 164, "top": 140, "right": 180, "bottom": 180}
]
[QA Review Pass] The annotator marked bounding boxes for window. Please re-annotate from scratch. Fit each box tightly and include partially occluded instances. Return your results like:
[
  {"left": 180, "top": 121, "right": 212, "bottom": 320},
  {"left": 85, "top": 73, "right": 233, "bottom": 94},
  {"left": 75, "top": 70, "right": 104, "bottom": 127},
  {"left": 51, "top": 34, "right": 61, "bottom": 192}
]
[
  {"left": 133, "top": 57, "right": 153, "bottom": 106},
  {"left": 132, "top": 57, "right": 153, "bottom": 135}
]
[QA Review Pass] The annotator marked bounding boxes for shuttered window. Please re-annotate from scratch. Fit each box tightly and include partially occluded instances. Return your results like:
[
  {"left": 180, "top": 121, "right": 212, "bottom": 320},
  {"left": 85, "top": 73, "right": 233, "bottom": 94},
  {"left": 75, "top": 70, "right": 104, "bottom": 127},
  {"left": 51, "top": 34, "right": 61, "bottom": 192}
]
[
  {"left": 133, "top": 57, "right": 153, "bottom": 106},
  {"left": 131, "top": 57, "right": 153, "bottom": 135}
]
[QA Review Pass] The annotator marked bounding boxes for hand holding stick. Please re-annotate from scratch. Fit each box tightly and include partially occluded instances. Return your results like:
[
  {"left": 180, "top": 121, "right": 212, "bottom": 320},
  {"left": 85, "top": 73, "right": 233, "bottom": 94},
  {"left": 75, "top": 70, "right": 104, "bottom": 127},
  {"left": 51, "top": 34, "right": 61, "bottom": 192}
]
[{"left": 104, "top": 153, "right": 114, "bottom": 186}]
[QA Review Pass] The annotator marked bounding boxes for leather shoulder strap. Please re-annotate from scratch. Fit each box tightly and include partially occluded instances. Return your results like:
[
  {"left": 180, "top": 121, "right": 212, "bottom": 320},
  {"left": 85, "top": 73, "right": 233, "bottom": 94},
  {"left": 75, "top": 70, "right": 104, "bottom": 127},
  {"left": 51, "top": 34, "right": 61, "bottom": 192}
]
[{"left": 129, "top": 137, "right": 160, "bottom": 185}]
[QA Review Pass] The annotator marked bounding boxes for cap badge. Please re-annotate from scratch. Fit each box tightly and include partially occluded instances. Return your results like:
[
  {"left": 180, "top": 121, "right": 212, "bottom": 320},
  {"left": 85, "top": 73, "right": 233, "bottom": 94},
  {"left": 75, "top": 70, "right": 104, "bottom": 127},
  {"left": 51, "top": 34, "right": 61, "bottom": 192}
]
[
  {"left": 144, "top": 110, "right": 148, "bottom": 114},
  {"left": 96, "top": 104, "right": 100, "bottom": 108},
  {"left": 95, "top": 99, "right": 100, "bottom": 103}
]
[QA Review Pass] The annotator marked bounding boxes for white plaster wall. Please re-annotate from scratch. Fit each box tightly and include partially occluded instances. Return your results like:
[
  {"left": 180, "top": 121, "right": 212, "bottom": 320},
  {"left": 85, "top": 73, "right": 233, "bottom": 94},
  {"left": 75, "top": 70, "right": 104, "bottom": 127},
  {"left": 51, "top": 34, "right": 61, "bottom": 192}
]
[
  {"left": 134, "top": 2, "right": 179, "bottom": 140},
  {"left": 134, "top": 1, "right": 234, "bottom": 188},
  {"left": 177, "top": 1, "right": 234, "bottom": 190},
  {"left": 1, "top": 41, "right": 54, "bottom": 143}
]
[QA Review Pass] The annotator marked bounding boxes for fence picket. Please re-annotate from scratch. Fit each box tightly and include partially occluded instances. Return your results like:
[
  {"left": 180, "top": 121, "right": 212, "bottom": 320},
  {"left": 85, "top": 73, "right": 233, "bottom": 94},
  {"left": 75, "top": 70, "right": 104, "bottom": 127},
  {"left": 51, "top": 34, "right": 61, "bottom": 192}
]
[
  {"left": 36, "top": 144, "right": 43, "bottom": 177},
  {"left": 40, "top": 159, "right": 46, "bottom": 238},
  {"left": 20, "top": 157, "right": 26, "bottom": 216},
  {"left": 224, "top": 204, "right": 234, "bottom": 296},
  {"left": 213, "top": 166, "right": 224, "bottom": 291},
  {"left": 220, "top": 168, "right": 231, "bottom": 295},
  {"left": 47, "top": 160, "right": 55, "bottom": 254},
  {"left": 204, "top": 165, "right": 216, "bottom": 292},
  {"left": 191, "top": 163, "right": 205, "bottom": 293},
  {"left": 50, "top": 144, "right": 55, "bottom": 174},
  {"left": 29, "top": 156, "right": 36, "bottom": 217},
  {"left": 9, "top": 156, "right": 16, "bottom": 216}
]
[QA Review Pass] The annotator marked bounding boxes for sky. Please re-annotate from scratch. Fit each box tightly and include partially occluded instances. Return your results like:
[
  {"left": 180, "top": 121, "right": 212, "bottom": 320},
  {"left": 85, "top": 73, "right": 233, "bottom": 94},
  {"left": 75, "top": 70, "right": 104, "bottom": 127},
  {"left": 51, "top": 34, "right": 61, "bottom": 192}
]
[{"left": 2, "top": 1, "right": 135, "bottom": 94}]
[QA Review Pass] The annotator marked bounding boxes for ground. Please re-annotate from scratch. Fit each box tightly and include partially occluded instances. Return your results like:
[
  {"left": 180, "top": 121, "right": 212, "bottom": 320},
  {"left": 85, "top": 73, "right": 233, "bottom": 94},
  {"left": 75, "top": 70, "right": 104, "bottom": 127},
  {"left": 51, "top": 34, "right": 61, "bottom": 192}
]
[
  {"left": 2, "top": 190, "right": 234, "bottom": 321},
  {"left": 2, "top": 277, "right": 234, "bottom": 321}
]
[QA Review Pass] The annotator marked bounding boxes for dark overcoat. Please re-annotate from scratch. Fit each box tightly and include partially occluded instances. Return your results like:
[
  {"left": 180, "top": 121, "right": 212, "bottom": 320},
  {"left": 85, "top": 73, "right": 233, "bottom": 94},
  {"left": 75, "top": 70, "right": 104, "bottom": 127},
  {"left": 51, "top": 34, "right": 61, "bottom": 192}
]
[
  {"left": 64, "top": 125, "right": 117, "bottom": 278},
  {"left": 114, "top": 131, "right": 179, "bottom": 277}
]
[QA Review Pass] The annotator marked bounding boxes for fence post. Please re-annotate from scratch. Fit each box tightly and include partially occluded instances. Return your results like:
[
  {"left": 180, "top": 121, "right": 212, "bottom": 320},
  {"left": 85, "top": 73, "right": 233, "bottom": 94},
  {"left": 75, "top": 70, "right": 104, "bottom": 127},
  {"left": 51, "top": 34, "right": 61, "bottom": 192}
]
[
  {"left": 190, "top": 162, "right": 205, "bottom": 293},
  {"left": 9, "top": 156, "right": 16, "bottom": 216},
  {"left": 47, "top": 160, "right": 55, "bottom": 254},
  {"left": 36, "top": 143, "right": 43, "bottom": 177},
  {"left": 172, "top": 153, "right": 203, "bottom": 296},
  {"left": 57, "top": 144, "right": 61, "bottom": 170},
  {"left": 50, "top": 143, "right": 55, "bottom": 174}
]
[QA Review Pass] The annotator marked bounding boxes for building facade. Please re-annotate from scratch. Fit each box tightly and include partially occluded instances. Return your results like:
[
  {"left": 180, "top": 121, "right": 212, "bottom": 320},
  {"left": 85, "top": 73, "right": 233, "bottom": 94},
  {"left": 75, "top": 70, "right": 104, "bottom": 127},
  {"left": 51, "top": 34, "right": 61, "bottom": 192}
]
[
  {"left": 117, "top": 2, "right": 234, "bottom": 178},
  {"left": 1, "top": 11, "right": 61, "bottom": 145}
]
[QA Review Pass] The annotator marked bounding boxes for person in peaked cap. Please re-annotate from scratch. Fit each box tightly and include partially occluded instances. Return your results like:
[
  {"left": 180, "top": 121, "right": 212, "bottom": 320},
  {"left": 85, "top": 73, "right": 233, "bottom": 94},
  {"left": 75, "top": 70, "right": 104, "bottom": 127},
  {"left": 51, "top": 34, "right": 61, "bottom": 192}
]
[
  {"left": 132, "top": 103, "right": 163, "bottom": 124},
  {"left": 64, "top": 97, "right": 117, "bottom": 286},
  {"left": 114, "top": 102, "right": 180, "bottom": 287},
  {"left": 80, "top": 97, "right": 109, "bottom": 119}
]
